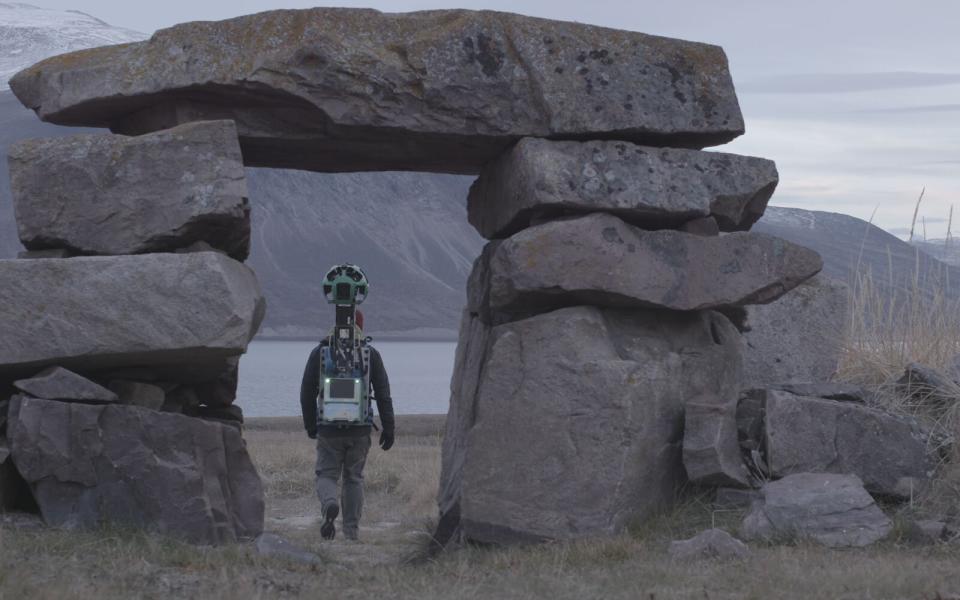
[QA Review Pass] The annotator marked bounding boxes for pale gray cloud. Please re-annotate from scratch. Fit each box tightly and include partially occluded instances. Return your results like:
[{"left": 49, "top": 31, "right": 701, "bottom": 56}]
[
  {"left": 739, "top": 73, "right": 960, "bottom": 95},
  {"left": 856, "top": 104, "right": 960, "bottom": 114}
]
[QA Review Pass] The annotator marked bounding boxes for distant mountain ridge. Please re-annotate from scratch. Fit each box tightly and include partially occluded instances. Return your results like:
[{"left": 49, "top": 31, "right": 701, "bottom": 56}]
[{"left": 0, "top": 3, "right": 145, "bottom": 90}]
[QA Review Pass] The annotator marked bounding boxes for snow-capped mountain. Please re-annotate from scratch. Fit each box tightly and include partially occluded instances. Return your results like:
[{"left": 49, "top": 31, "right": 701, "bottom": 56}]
[{"left": 0, "top": 3, "right": 146, "bottom": 90}]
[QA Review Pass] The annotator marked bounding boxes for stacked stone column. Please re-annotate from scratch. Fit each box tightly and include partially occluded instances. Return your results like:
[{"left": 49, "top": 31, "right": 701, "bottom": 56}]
[
  {"left": 439, "top": 139, "right": 823, "bottom": 544},
  {"left": 0, "top": 120, "right": 265, "bottom": 543}
]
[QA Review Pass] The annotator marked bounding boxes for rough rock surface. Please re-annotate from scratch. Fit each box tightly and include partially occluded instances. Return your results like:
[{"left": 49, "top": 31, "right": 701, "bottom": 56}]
[
  {"left": 108, "top": 381, "right": 165, "bottom": 411},
  {"left": 683, "top": 393, "right": 750, "bottom": 488},
  {"left": 467, "top": 138, "right": 778, "bottom": 238},
  {"left": 10, "top": 8, "right": 744, "bottom": 173},
  {"left": 13, "top": 367, "right": 117, "bottom": 403},
  {"left": 8, "top": 396, "right": 264, "bottom": 544},
  {"left": 741, "top": 473, "right": 892, "bottom": 547},
  {"left": 469, "top": 213, "right": 822, "bottom": 318},
  {"left": 764, "top": 390, "right": 932, "bottom": 499},
  {"left": 742, "top": 275, "right": 848, "bottom": 386},
  {"left": 8, "top": 120, "right": 250, "bottom": 259},
  {"left": 0, "top": 252, "right": 265, "bottom": 382},
  {"left": 669, "top": 529, "right": 751, "bottom": 560},
  {"left": 440, "top": 305, "right": 742, "bottom": 543},
  {"left": 762, "top": 382, "right": 867, "bottom": 404}
]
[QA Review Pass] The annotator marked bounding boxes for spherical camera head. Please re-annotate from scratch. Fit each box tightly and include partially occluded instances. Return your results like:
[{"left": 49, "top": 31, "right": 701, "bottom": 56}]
[{"left": 322, "top": 264, "right": 369, "bottom": 306}]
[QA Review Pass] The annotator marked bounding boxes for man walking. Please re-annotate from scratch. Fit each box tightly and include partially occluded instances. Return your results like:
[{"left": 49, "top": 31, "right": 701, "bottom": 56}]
[{"left": 300, "top": 308, "right": 395, "bottom": 541}]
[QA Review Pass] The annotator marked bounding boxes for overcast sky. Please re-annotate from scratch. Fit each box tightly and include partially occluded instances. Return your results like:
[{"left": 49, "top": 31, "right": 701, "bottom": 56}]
[{"left": 30, "top": 0, "right": 960, "bottom": 238}]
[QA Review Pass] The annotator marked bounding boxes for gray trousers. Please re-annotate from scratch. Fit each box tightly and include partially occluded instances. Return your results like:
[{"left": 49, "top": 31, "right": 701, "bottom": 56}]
[{"left": 315, "top": 434, "right": 371, "bottom": 535}]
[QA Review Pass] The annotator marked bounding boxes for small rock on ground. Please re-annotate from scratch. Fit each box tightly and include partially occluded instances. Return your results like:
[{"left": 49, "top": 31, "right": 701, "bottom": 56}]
[{"left": 669, "top": 529, "right": 751, "bottom": 560}]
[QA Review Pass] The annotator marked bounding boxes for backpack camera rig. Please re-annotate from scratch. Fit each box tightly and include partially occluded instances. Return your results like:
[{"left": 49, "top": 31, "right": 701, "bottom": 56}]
[{"left": 319, "top": 264, "right": 372, "bottom": 425}]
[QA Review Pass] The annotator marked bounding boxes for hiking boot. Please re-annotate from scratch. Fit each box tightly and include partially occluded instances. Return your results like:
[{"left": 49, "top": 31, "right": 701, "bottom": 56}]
[
  {"left": 321, "top": 502, "right": 339, "bottom": 540},
  {"left": 344, "top": 529, "right": 359, "bottom": 541}
]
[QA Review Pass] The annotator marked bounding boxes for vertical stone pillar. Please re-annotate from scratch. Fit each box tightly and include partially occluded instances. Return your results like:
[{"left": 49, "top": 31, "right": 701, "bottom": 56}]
[{"left": 439, "top": 138, "right": 823, "bottom": 544}]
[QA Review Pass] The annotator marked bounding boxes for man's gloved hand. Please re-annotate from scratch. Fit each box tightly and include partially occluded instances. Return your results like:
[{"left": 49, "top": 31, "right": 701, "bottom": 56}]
[
  {"left": 379, "top": 427, "right": 394, "bottom": 451},
  {"left": 307, "top": 429, "right": 318, "bottom": 440}
]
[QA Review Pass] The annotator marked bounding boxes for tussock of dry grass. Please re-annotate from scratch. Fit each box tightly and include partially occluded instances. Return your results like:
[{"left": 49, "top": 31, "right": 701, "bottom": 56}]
[{"left": 837, "top": 260, "right": 960, "bottom": 515}]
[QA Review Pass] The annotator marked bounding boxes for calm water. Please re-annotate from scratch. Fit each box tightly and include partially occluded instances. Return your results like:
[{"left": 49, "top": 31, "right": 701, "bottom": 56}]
[{"left": 237, "top": 340, "right": 456, "bottom": 417}]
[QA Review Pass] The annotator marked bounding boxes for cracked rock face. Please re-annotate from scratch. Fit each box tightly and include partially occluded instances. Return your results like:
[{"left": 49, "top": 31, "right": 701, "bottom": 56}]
[
  {"left": 0, "top": 252, "right": 265, "bottom": 382},
  {"left": 741, "top": 473, "right": 892, "bottom": 547},
  {"left": 468, "top": 212, "right": 823, "bottom": 319},
  {"left": 439, "top": 305, "right": 742, "bottom": 543},
  {"left": 763, "top": 390, "right": 933, "bottom": 499},
  {"left": 8, "top": 120, "right": 250, "bottom": 259},
  {"left": 13, "top": 367, "right": 117, "bottom": 404},
  {"left": 8, "top": 396, "right": 264, "bottom": 544},
  {"left": 743, "top": 275, "right": 849, "bottom": 386},
  {"left": 10, "top": 8, "right": 743, "bottom": 173},
  {"left": 468, "top": 138, "right": 778, "bottom": 239}
]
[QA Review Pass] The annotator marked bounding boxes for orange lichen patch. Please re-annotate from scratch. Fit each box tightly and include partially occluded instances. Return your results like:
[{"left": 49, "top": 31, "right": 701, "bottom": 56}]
[{"left": 15, "top": 42, "right": 134, "bottom": 76}]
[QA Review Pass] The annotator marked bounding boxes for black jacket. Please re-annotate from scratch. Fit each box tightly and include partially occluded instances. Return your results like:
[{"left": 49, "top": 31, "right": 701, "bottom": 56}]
[{"left": 300, "top": 341, "right": 395, "bottom": 438}]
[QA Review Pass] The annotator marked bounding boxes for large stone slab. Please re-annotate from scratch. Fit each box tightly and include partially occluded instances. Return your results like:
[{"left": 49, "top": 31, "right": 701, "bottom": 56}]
[
  {"left": 468, "top": 212, "right": 822, "bottom": 319},
  {"left": 439, "top": 305, "right": 742, "bottom": 544},
  {"left": 0, "top": 252, "right": 265, "bottom": 382},
  {"left": 741, "top": 473, "right": 892, "bottom": 547},
  {"left": 8, "top": 396, "right": 264, "bottom": 544},
  {"left": 742, "top": 275, "right": 848, "bottom": 386},
  {"left": 10, "top": 9, "right": 744, "bottom": 174},
  {"left": 14, "top": 367, "right": 117, "bottom": 404},
  {"left": 468, "top": 138, "right": 778, "bottom": 238},
  {"left": 8, "top": 120, "right": 250, "bottom": 259},
  {"left": 763, "top": 390, "right": 933, "bottom": 498}
]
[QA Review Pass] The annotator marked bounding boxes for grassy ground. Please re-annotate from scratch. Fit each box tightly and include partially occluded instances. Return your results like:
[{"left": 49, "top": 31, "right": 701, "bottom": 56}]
[{"left": 2, "top": 416, "right": 960, "bottom": 600}]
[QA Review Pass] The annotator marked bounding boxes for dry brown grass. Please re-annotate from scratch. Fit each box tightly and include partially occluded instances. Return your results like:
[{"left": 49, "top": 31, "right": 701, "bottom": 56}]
[
  {"left": 837, "top": 254, "right": 960, "bottom": 515},
  {"left": 3, "top": 419, "right": 960, "bottom": 599}
]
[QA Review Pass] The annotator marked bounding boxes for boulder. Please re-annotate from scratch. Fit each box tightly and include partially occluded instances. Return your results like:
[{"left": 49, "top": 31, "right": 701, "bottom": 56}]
[
  {"left": 13, "top": 367, "right": 118, "bottom": 404},
  {"left": 741, "top": 473, "right": 892, "bottom": 547},
  {"left": 742, "top": 275, "right": 848, "bottom": 386},
  {"left": 196, "top": 405, "right": 244, "bottom": 426},
  {"left": 714, "top": 487, "right": 761, "bottom": 509},
  {"left": 680, "top": 216, "right": 721, "bottom": 237},
  {"left": 901, "top": 519, "right": 947, "bottom": 545},
  {"left": 763, "top": 390, "right": 932, "bottom": 499},
  {"left": 194, "top": 358, "right": 240, "bottom": 407},
  {"left": 683, "top": 393, "right": 751, "bottom": 488},
  {"left": 468, "top": 213, "right": 822, "bottom": 319},
  {"left": 0, "top": 252, "right": 265, "bottom": 382},
  {"left": 108, "top": 381, "right": 165, "bottom": 411},
  {"left": 668, "top": 529, "right": 751, "bottom": 560},
  {"left": 8, "top": 121, "right": 250, "bottom": 259},
  {"left": 762, "top": 382, "right": 867, "bottom": 404},
  {"left": 736, "top": 389, "right": 765, "bottom": 451},
  {"left": 254, "top": 532, "right": 321, "bottom": 565},
  {"left": 7, "top": 396, "right": 264, "bottom": 544},
  {"left": 467, "top": 138, "right": 778, "bottom": 238},
  {"left": 439, "top": 305, "right": 742, "bottom": 544},
  {"left": 10, "top": 8, "right": 744, "bottom": 174},
  {"left": 897, "top": 363, "right": 959, "bottom": 411}
]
